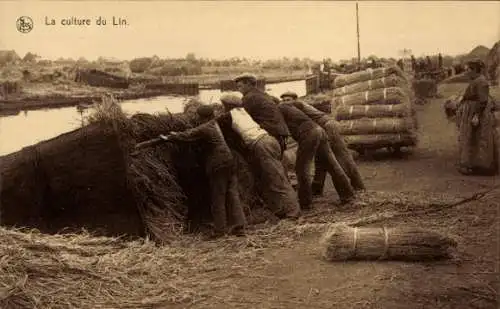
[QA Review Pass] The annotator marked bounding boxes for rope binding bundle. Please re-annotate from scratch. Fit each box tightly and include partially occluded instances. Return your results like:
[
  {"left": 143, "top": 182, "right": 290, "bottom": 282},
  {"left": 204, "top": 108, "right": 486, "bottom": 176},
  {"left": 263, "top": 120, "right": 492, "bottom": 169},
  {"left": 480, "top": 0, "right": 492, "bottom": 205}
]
[{"left": 320, "top": 224, "right": 458, "bottom": 262}]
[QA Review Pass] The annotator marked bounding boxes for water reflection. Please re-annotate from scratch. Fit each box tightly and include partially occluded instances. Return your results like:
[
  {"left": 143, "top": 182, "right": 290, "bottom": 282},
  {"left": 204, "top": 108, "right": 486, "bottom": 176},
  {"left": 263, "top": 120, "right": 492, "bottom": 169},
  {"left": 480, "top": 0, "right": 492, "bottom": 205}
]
[{"left": 0, "top": 80, "right": 305, "bottom": 156}]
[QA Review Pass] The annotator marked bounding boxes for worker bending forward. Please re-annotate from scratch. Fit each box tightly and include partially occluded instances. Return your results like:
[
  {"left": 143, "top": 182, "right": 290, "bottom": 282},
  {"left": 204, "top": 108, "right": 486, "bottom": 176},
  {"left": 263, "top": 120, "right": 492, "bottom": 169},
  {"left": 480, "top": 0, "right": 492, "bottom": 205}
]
[
  {"left": 161, "top": 105, "right": 247, "bottom": 238},
  {"left": 281, "top": 92, "right": 365, "bottom": 194},
  {"left": 277, "top": 100, "right": 355, "bottom": 208},
  {"left": 219, "top": 94, "right": 301, "bottom": 219}
]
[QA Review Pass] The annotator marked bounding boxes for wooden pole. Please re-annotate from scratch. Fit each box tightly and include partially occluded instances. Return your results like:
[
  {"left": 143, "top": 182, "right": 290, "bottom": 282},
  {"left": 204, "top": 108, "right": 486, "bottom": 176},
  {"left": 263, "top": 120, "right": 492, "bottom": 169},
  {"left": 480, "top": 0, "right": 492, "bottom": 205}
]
[{"left": 356, "top": 2, "right": 361, "bottom": 68}]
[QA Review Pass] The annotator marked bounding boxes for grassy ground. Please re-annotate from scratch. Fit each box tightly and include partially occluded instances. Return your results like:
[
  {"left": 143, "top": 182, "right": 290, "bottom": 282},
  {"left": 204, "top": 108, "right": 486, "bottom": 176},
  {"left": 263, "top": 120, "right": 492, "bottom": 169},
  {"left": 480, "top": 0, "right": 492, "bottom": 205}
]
[{"left": 1, "top": 82, "right": 498, "bottom": 309}]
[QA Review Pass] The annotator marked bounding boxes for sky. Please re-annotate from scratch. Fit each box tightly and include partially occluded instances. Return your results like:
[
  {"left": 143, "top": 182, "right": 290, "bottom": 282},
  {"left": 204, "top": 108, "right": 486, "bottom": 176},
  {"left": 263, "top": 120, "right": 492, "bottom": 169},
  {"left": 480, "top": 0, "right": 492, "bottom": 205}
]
[{"left": 0, "top": 1, "right": 499, "bottom": 61}]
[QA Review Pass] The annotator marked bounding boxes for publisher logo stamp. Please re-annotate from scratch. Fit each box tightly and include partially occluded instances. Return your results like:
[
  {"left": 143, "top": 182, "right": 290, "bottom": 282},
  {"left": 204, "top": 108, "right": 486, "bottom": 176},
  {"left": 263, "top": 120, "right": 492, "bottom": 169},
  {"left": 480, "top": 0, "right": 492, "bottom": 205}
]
[{"left": 16, "top": 16, "right": 34, "bottom": 33}]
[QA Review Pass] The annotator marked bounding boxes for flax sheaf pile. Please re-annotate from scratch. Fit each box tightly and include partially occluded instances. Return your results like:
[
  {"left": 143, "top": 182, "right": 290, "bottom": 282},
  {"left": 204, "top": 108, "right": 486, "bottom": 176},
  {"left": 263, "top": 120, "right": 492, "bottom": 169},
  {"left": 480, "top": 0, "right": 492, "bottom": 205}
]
[
  {"left": 87, "top": 96, "right": 197, "bottom": 242},
  {"left": 332, "top": 65, "right": 408, "bottom": 89},
  {"left": 332, "top": 75, "right": 409, "bottom": 98},
  {"left": 331, "top": 67, "right": 418, "bottom": 152},
  {"left": 0, "top": 189, "right": 468, "bottom": 308}
]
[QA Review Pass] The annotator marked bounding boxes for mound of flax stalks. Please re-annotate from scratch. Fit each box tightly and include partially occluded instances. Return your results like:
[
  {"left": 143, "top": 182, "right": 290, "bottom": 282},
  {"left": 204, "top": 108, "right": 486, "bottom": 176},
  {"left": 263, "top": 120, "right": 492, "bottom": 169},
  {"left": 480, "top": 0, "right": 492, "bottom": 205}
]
[
  {"left": 332, "top": 75, "right": 410, "bottom": 97},
  {"left": 85, "top": 95, "right": 204, "bottom": 242},
  {"left": 332, "top": 65, "right": 407, "bottom": 88},
  {"left": 319, "top": 224, "right": 458, "bottom": 262}
]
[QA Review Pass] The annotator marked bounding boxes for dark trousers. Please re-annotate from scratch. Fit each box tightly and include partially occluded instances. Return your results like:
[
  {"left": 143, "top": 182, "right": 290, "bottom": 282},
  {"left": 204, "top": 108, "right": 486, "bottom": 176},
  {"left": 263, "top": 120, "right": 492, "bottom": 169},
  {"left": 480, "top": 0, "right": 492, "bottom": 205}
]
[
  {"left": 251, "top": 135, "right": 300, "bottom": 218},
  {"left": 312, "top": 120, "right": 365, "bottom": 194},
  {"left": 296, "top": 126, "right": 354, "bottom": 208},
  {"left": 209, "top": 164, "right": 247, "bottom": 234}
]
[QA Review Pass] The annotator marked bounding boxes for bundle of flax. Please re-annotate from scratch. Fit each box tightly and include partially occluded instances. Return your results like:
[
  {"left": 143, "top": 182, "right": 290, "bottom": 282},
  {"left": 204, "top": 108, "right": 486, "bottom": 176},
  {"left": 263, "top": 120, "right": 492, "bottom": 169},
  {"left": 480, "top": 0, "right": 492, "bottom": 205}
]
[
  {"left": 332, "top": 65, "right": 406, "bottom": 89},
  {"left": 332, "top": 75, "right": 409, "bottom": 97},
  {"left": 332, "top": 87, "right": 409, "bottom": 107},
  {"left": 343, "top": 133, "right": 418, "bottom": 149},
  {"left": 336, "top": 117, "right": 415, "bottom": 135},
  {"left": 335, "top": 104, "right": 411, "bottom": 121},
  {"left": 320, "top": 224, "right": 457, "bottom": 261}
]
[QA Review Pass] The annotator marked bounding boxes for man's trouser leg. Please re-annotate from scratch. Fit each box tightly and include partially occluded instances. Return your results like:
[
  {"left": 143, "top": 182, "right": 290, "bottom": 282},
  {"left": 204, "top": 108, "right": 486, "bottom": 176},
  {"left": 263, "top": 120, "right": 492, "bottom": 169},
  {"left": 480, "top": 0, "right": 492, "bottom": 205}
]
[
  {"left": 312, "top": 153, "right": 327, "bottom": 195},
  {"left": 225, "top": 165, "right": 247, "bottom": 234},
  {"left": 324, "top": 120, "right": 365, "bottom": 191},
  {"left": 252, "top": 135, "right": 301, "bottom": 218},
  {"left": 209, "top": 167, "right": 230, "bottom": 235},
  {"left": 316, "top": 129, "right": 356, "bottom": 202},
  {"left": 295, "top": 129, "right": 321, "bottom": 209}
]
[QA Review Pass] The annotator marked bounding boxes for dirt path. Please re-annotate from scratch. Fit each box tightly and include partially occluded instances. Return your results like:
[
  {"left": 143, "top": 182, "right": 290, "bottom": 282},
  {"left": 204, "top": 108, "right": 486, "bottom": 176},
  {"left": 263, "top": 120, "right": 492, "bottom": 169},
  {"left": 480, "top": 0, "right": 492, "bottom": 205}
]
[{"left": 166, "top": 83, "right": 499, "bottom": 309}]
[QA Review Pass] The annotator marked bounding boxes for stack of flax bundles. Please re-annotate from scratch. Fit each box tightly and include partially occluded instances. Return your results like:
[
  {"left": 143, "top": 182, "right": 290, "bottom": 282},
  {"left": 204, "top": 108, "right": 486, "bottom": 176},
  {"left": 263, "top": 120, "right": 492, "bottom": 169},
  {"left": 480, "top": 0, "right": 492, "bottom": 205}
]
[{"left": 331, "top": 66, "right": 418, "bottom": 152}]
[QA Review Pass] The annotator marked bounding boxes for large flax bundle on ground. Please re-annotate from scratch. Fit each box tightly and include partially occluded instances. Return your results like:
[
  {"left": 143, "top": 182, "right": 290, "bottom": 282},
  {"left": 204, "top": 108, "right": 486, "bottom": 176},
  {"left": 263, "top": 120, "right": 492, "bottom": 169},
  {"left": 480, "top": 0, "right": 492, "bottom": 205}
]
[
  {"left": 332, "top": 87, "right": 410, "bottom": 107},
  {"left": 320, "top": 224, "right": 457, "bottom": 261},
  {"left": 413, "top": 78, "right": 438, "bottom": 98},
  {"left": 337, "top": 117, "right": 415, "bottom": 135},
  {"left": 0, "top": 122, "right": 145, "bottom": 238},
  {"left": 333, "top": 75, "right": 409, "bottom": 97},
  {"left": 335, "top": 104, "right": 412, "bottom": 121},
  {"left": 343, "top": 133, "right": 418, "bottom": 149},
  {"left": 332, "top": 65, "right": 406, "bottom": 89}
]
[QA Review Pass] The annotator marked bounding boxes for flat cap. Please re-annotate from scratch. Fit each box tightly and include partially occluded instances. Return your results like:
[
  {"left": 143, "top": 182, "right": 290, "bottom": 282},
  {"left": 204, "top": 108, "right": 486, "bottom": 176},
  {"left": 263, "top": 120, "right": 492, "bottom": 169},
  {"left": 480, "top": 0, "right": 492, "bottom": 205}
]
[
  {"left": 280, "top": 91, "right": 298, "bottom": 99},
  {"left": 220, "top": 93, "right": 243, "bottom": 106},
  {"left": 233, "top": 72, "right": 257, "bottom": 83},
  {"left": 196, "top": 104, "right": 215, "bottom": 118}
]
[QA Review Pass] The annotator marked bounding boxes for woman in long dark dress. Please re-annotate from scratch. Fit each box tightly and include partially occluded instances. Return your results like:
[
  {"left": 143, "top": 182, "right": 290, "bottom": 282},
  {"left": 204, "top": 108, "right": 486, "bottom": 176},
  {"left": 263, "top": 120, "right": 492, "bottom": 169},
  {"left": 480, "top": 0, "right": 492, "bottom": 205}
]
[{"left": 456, "top": 59, "right": 497, "bottom": 175}]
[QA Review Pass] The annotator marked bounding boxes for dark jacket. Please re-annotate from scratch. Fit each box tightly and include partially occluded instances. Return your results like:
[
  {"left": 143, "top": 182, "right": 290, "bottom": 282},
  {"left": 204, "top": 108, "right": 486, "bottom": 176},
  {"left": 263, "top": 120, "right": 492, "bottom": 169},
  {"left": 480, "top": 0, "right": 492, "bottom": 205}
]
[
  {"left": 291, "top": 100, "right": 331, "bottom": 127},
  {"left": 167, "top": 120, "right": 233, "bottom": 170},
  {"left": 278, "top": 103, "right": 318, "bottom": 142},
  {"left": 463, "top": 75, "right": 490, "bottom": 114},
  {"left": 241, "top": 88, "right": 290, "bottom": 139}
]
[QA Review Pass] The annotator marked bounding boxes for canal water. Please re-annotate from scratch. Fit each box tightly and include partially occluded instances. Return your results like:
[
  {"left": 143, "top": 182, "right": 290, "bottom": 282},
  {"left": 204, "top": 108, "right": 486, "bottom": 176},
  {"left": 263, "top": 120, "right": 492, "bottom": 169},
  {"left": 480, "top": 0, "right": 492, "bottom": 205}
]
[{"left": 0, "top": 80, "right": 306, "bottom": 156}]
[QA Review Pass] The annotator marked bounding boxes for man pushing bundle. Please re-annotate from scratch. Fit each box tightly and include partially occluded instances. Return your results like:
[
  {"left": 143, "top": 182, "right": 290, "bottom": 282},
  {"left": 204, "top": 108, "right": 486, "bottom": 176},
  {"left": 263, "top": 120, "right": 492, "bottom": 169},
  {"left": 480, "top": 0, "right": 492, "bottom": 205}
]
[
  {"left": 158, "top": 105, "right": 247, "bottom": 238},
  {"left": 217, "top": 94, "right": 301, "bottom": 220},
  {"left": 277, "top": 94, "right": 355, "bottom": 208},
  {"left": 280, "top": 91, "right": 366, "bottom": 195},
  {"left": 234, "top": 73, "right": 290, "bottom": 159}
]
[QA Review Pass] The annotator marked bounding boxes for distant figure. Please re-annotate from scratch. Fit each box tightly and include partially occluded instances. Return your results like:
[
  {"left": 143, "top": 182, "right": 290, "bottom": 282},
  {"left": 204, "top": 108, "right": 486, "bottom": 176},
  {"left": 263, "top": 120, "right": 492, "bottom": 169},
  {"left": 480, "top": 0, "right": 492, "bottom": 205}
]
[
  {"left": 397, "top": 59, "right": 404, "bottom": 71},
  {"left": 456, "top": 59, "right": 496, "bottom": 175},
  {"left": 438, "top": 53, "right": 443, "bottom": 69},
  {"left": 411, "top": 55, "right": 417, "bottom": 72},
  {"left": 426, "top": 56, "right": 433, "bottom": 71}
]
